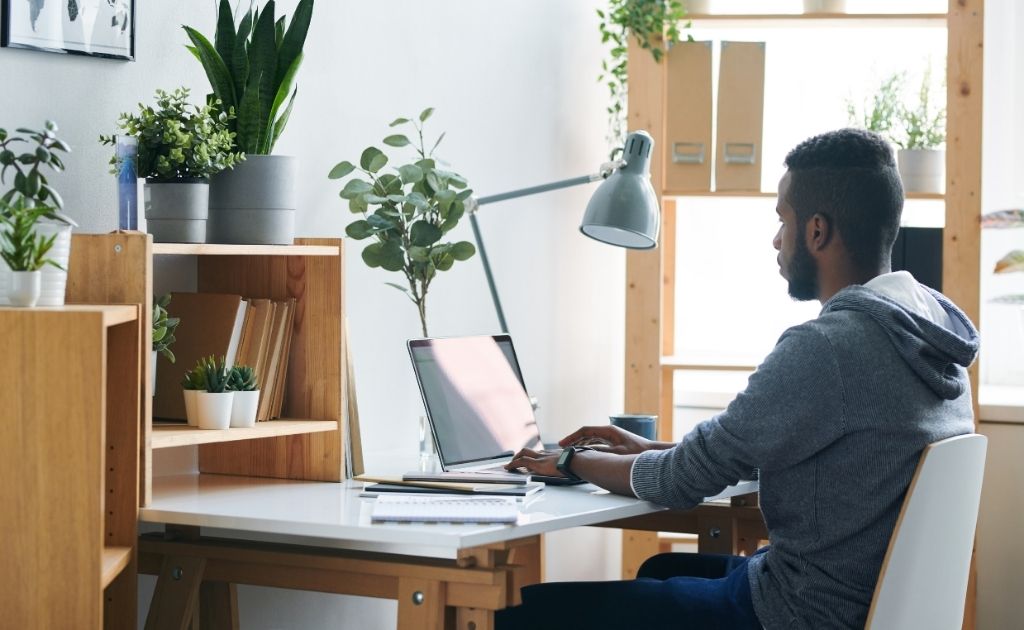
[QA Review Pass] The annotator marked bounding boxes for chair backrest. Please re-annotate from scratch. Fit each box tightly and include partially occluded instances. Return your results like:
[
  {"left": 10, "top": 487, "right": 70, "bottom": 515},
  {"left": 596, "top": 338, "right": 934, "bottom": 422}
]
[{"left": 865, "top": 433, "right": 987, "bottom": 630}]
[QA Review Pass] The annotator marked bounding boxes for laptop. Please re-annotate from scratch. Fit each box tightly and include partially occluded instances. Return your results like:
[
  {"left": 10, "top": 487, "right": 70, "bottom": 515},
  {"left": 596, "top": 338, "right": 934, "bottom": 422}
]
[{"left": 407, "top": 335, "right": 584, "bottom": 485}]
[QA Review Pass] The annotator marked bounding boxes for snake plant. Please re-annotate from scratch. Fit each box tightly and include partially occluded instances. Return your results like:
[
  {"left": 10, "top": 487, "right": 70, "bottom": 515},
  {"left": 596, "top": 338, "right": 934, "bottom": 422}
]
[{"left": 184, "top": 0, "right": 314, "bottom": 155}]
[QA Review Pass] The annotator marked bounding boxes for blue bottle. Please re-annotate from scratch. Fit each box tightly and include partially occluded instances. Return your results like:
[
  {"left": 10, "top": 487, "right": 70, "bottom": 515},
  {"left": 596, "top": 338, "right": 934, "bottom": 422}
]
[{"left": 116, "top": 135, "right": 138, "bottom": 230}]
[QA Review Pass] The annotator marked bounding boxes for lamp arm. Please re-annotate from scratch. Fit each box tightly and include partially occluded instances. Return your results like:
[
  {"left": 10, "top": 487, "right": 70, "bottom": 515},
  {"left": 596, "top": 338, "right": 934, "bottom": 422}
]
[{"left": 466, "top": 159, "right": 627, "bottom": 335}]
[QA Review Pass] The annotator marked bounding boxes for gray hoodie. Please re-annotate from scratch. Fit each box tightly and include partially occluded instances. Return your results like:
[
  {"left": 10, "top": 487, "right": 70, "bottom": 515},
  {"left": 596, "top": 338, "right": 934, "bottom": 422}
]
[{"left": 631, "top": 273, "right": 979, "bottom": 629}]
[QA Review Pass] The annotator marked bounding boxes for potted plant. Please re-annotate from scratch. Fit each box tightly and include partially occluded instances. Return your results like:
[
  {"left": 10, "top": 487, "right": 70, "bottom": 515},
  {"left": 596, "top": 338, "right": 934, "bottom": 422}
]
[
  {"left": 193, "top": 355, "right": 233, "bottom": 430},
  {"left": 100, "top": 87, "right": 244, "bottom": 243},
  {"left": 181, "top": 362, "right": 208, "bottom": 427},
  {"left": 227, "top": 365, "right": 259, "bottom": 428},
  {"left": 329, "top": 109, "right": 477, "bottom": 336},
  {"left": 0, "top": 121, "right": 77, "bottom": 306},
  {"left": 184, "top": 0, "right": 314, "bottom": 245},
  {"left": 152, "top": 293, "right": 180, "bottom": 395},
  {"left": 894, "top": 66, "right": 946, "bottom": 194},
  {"left": 0, "top": 198, "right": 64, "bottom": 307}
]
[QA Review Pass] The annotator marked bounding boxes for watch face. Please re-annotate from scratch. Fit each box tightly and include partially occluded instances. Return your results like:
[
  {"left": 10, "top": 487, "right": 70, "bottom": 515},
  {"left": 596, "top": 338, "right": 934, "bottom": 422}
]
[{"left": 557, "top": 448, "right": 572, "bottom": 466}]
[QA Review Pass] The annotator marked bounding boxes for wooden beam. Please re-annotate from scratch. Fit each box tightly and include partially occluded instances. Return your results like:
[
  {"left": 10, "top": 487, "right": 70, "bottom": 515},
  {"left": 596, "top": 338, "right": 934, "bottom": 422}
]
[{"left": 144, "top": 555, "right": 206, "bottom": 630}]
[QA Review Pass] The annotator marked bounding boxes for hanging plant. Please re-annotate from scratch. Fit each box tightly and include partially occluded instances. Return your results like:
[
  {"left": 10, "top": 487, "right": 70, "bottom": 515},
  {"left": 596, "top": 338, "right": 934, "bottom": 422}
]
[{"left": 597, "top": 0, "right": 689, "bottom": 157}]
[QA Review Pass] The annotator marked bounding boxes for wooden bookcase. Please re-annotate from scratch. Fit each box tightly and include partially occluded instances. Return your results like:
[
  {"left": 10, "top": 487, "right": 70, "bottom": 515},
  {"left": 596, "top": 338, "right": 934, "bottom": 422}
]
[
  {"left": 65, "top": 232, "right": 346, "bottom": 506},
  {"left": 0, "top": 305, "right": 141, "bottom": 629},
  {"left": 621, "top": 1, "right": 984, "bottom": 624}
]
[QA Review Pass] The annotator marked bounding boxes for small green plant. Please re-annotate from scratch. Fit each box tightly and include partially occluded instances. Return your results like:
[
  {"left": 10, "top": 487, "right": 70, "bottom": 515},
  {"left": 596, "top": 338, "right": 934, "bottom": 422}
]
[
  {"left": 0, "top": 198, "right": 64, "bottom": 272},
  {"left": 181, "top": 361, "right": 208, "bottom": 391},
  {"left": 597, "top": 0, "right": 690, "bottom": 156},
  {"left": 227, "top": 365, "right": 258, "bottom": 392},
  {"left": 153, "top": 293, "right": 180, "bottom": 363},
  {"left": 847, "top": 72, "right": 903, "bottom": 138},
  {"left": 198, "top": 355, "right": 230, "bottom": 393},
  {"left": 0, "top": 120, "right": 72, "bottom": 214},
  {"left": 99, "top": 87, "right": 244, "bottom": 182},
  {"left": 329, "top": 108, "right": 476, "bottom": 337},
  {"left": 849, "top": 67, "right": 945, "bottom": 150},
  {"left": 981, "top": 209, "right": 1024, "bottom": 304},
  {"left": 899, "top": 65, "right": 945, "bottom": 150},
  {"left": 184, "top": 0, "right": 313, "bottom": 155}
]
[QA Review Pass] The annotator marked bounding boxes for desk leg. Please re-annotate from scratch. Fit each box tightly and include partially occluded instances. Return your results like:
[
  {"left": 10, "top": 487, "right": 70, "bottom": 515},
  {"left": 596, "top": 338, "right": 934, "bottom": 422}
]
[
  {"left": 199, "top": 581, "right": 238, "bottom": 630},
  {"left": 397, "top": 577, "right": 446, "bottom": 630},
  {"left": 144, "top": 555, "right": 206, "bottom": 630},
  {"left": 507, "top": 537, "right": 541, "bottom": 606},
  {"left": 456, "top": 606, "right": 494, "bottom": 630},
  {"left": 622, "top": 530, "right": 660, "bottom": 578}
]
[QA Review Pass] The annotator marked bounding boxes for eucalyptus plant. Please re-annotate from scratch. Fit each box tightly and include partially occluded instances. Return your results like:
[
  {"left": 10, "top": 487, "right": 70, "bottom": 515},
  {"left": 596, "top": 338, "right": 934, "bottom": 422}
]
[
  {"left": 0, "top": 120, "right": 75, "bottom": 224},
  {"left": 227, "top": 365, "right": 258, "bottom": 392},
  {"left": 597, "top": 0, "right": 689, "bottom": 156},
  {"left": 100, "top": 87, "right": 244, "bottom": 181},
  {"left": 153, "top": 293, "right": 180, "bottom": 363},
  {"left": 981, "top": 209, "right": 1024, "bottom": 304},
  {"left": 184, "top": 0, "right": 313, "bottom": 155},
  {"left": 329, "top": 108, "right": 476, "bottom": 337},
  {"left": 0, "top": 198, "right": 64, "bottom": 272}
]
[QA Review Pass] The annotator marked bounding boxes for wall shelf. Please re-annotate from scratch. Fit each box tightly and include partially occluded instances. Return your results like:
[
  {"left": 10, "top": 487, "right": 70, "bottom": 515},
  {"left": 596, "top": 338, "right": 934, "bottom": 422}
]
[
  {"left": 152, "top": 243, "right": 340, "bottom": 257},
  {"left": 152, "top": 419, "right": 340, "bottom": 449},
  {"left": 101, "top": 546, "right": 133, "bottom": 590},
  {"left": 685, "top": 13, "right": 948, "bottom": 28}
]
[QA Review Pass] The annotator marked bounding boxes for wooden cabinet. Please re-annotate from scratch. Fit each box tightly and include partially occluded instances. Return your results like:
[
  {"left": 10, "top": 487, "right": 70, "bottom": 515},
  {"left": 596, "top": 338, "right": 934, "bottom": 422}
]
[{"left": 0, "top": 305, "right": 141, "bottom": 628}]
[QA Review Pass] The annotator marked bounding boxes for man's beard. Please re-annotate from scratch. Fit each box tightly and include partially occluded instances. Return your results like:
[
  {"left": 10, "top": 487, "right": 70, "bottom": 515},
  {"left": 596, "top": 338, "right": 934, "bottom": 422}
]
[{"left": 786, "top": 235, "right": 818, "bottom": 301}]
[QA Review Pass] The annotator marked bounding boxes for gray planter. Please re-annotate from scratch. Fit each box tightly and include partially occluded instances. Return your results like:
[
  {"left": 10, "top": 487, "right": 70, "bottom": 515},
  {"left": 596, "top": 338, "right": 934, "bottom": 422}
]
[
  {"left": 144, "top": 180, "right": 209, "bottom": 243},
  {"left": 207, "top": 155, "right": 297, "bottom": 245},
  {"left": 897, "top": 149, "right": 945, "bottom": 194}
]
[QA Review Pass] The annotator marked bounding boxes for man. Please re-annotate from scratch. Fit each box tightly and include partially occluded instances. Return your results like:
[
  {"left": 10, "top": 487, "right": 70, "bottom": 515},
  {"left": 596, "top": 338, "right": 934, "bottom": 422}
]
[{"left": 499, "top": 129, "right": 979, "bottom": 629}]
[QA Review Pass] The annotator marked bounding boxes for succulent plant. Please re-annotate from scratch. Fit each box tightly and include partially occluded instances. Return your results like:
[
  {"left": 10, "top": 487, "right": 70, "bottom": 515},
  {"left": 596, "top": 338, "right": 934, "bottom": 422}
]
[
  {"left": 198, "top": 355, "right": 230, "bottom": 394},
  {"left": 227, "top": 365, "right": 258, "bottom": 392},
  {"left": 181, "top": 360, "right": 208, "bottom": 391},
  {"left": 152, "top": 293, "right": 180, "bottom": 363}
]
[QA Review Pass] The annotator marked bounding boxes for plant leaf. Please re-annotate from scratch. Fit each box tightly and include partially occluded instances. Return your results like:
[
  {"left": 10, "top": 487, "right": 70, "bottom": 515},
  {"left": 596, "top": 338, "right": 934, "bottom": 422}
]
[
  {"left": 994, "top": 250, "right": 1024, "bottom": 274},
  {"left": 248, "top": 3, "right": 278, "bottom": 152},
  {"left": 345, "top": 219, "right": 374, "bottom": 240},
  {"left": 237, "top": 70, "right": 264, "bottom": 153},
  {"left": 410, "top": 221, "right": 442, "bottom": 247},
  {"left": 183, "top": 26, "right": 236, "bottom": 112},
  {"left": 276, "top": 0, "right": 313, "bottom": 88},
  {"left": 328, "top": 160, "right": 356, "bottom": 180},
  {"left": 383, "top": 134, "right": 410, "bottom": 147},
  {"left": 339, "top": 178, "right": 372, "bottom": 199},
  {"left": 389, "top": 117, "right": 410, "bottom": 127},
  {"left": 214, "top": 0, "right": 236, "bottom": 69},
  {"left": 361, "top": 242, "right": 384, "bottom": 268},
  {"left": 419, "top": 107, "right": 434, "bottom": 123},
  {"left": 263, "top": 52, "right": 302, "bottom": 152},
  {"left": 398, "top": 164, "right": 423, "bottom": 184},
  {"left": 231, "top": 9, "right": 253, "bottom": 101},
  {"left": 360, "top": 146, "right": 387, "bottom": 173},
  {"left": 451, "top": 241, "right": 476, "bottom": 261},
  {"left": 270, "top": 86, "right": 297, "bottom": 151},
  {"left": 379, "top": 240, "right": 405, "bottom": 272}
]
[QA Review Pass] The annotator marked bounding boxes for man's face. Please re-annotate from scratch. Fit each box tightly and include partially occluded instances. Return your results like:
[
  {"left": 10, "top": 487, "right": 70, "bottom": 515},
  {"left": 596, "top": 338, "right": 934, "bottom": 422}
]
[{"left": 773, "top": 172, "right": 818, "bottom": 301}]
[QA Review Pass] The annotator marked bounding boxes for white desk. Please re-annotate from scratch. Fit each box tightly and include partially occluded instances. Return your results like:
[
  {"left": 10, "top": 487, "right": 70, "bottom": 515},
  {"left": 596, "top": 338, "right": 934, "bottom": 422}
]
[{"left": 138, "top": 474, "right": 760, "bottom": 629}]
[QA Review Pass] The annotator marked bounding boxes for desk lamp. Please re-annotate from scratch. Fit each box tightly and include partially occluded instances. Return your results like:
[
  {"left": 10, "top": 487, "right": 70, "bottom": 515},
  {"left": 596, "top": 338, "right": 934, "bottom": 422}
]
[{"left": 466, "top": 130, "right": 659, "bottom": 333}]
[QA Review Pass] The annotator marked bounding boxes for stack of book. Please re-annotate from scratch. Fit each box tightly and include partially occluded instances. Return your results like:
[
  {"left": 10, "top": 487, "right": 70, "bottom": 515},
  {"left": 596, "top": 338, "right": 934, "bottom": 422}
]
[{"left": 153, "top": 292, "right": 296, "bottom": 422}]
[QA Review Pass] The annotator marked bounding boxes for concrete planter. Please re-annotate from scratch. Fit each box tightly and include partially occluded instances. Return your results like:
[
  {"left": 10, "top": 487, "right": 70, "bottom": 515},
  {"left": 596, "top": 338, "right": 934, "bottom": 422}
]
[
  {"left": 898, "top": 149, "right": 945, "bottom": 194},
  {"left": 0, "top": 220, "right": 72, "bottom": 306},
  {"left": 144, "top": 180, "right": 209, "bottom": 243},
  {"left": 208, "top": 155, "right": 297, "bottom": 245}
]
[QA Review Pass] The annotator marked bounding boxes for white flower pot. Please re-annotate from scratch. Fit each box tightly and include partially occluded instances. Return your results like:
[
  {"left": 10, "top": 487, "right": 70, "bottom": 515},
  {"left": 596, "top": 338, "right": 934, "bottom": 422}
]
[
  {"left": 0, "top": 221, "right": 72, "bottom": 306},
  {"left": 7, "top": 270, "right": 41, "bottom": 307},
  {"left": 183, "top": 389, "right": 200, "bottom": 427},
  {"left": 230, "top": 390, "right": 260, "bottom": 428},
  {"left": 803, "top": 0, "right": 846, "bottom": 12},
  {"left": 195, "top": 391, "right": 234, "bottom": 430},
  {"left": 898, "top": 149, "right": 945, "bottom": 194}
]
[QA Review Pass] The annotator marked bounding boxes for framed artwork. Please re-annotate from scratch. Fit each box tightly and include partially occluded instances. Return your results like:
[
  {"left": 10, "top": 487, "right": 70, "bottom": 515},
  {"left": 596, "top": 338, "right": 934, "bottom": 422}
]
[{"left": 1, "top": 0, "right": 134, "bottom": 61}]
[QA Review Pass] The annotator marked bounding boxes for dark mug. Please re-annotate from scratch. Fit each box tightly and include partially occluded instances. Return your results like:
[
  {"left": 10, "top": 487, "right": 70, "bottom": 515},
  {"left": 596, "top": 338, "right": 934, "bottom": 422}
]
[{"left": 610, "top": 414, "right": 657, "bottom": 441}]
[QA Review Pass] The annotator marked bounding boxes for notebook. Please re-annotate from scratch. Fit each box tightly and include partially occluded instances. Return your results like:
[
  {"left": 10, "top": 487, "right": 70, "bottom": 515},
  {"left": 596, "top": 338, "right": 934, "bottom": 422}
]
[
  {"left": 370, "top": 495, "right": 518, "bottom": 523},
  {"left": 362, "top": 481, "right": 544, "bottom": 498}
]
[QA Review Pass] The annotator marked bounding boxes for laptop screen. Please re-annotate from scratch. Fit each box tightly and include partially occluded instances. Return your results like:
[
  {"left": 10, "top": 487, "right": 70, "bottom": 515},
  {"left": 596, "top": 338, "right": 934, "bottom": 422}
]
[{"left": 408, "top": 335, "right": 543, "bottom": 467}]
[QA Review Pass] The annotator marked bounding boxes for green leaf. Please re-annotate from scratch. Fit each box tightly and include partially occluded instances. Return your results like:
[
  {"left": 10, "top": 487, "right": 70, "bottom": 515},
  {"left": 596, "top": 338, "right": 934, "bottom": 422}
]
[
  {"left": 405, "top": 191, "right": 429, "bottom": 209},
  {"left": 435, "top": 252, "right": 454, "bottom": 271},
  {"left": 263, "top": 52, "right": 303, "bottom": 153},
  {"left": 349, "top": 194, "right": 369, "bottom": 214},
  {"left": 384, "top": 282, "right": 413, "bottom": 298},
  {"left": 410, "top": 221, "right": 442, "bottom": 247},
  {"left": 374, "top": 173, "right": 403, "bottom": 196},
  {"left": 994, "top": 250, "right": 1024, "bottom": 274},
  {"left": 451, "top": 241, "right": 476, "bottom": 261},
  {"left": 366, "top": 213, "right": 395, "bottom": 230},
  {"left": 232, "top": 9, "right": 253, "bottom": 101},
  {"left": 236, "top": 70, "right": 264, "bottom": 153},
  {"left": 214, "top": 0, "right": 236, "bottom": 69},
  {"left": 407, "top": 246, "right": 429, "bottom": 262},
  {"left": 383, "top": 134, "right": 410, "bottom": 147},
  {"left": 398, "top": 164, "right": 423, "bottom": 184},
  {"left": 425, "top": 170, "right": 442, "bottom": 194},
  {"left": 360, "top": 146, "right": 387, "bottom": 173},
  {"left": 361, "top": 242, "right": 384, "bottom": 268},
  {"left": 270, "top": 86, "right": 297, "bottom": 150},
  {"left": 429, "top": 131, "right": 446, "bottom": 155},
  {"left": 183, "top": 26, "right": 236, "bottom": 112},
  {"left": 328, "top": 161, "right": 356, "bottom": 180},
  {"left": 276, "top": 0, "right": 313, "bottom": 89},
  {"left": 419, "top": 107, "right": 434, "bottom": 123},
  {"left": 389, "top": 117, "right": 410, "bottom": 127},
  {"left": 345, "top": 219, "right": 374, "bottom": 240},
  {"left": 339, "top": 178, "right": 372, "bottom": 199},
  {"left": 248, "top": 5, "right": 278, "bottom": 152},
  {"left": 379, "top": 240, "right": 405, "bottom": 272},
  {"left": 275, "top": 15, "right": 285, "bottom": 49}
]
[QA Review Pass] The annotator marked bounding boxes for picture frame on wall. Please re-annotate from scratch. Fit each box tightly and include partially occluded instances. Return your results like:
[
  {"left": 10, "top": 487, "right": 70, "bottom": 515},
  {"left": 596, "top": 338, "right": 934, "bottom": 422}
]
[{"left": 1, "top": 0, "right": 134, "bottom": 61}]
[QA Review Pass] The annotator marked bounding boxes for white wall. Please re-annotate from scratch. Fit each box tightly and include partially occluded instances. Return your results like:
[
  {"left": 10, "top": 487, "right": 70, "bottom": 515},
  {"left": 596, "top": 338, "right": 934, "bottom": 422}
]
[{"left": 2, "top": 1, "right": 627, "bottom": 627}]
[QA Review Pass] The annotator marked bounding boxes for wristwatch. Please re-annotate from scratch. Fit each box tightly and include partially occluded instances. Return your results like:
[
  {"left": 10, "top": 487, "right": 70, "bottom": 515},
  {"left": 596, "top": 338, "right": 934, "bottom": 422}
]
[{"left": 556, "top": 446, "right": 588, "bottom": 481}]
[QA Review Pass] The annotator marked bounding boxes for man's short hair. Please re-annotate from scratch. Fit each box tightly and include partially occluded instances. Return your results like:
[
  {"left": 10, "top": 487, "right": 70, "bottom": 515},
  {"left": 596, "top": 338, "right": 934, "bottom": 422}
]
[{"left": 783, "top": 128, "right": 904, "bottom": 272}]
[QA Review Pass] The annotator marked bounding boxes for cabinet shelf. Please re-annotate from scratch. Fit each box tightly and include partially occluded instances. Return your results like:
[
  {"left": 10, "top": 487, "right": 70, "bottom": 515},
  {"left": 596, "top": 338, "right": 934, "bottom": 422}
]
[
  {"left": 152, "top": 243, "right": 340, "bottom": 256},
  {"left": 101, "top": 546, "right": 132, "bottom": 589},
  {"left": 152, "top": 419, "right": 340, "bottom": 449},
  {"left": 685, "top": 13, "right": 947, "bottom": 28}
]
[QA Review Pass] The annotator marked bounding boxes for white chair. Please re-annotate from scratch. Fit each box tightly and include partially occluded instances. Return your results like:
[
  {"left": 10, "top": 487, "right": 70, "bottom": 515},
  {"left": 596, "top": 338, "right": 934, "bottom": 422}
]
[{"left": 865, "top": 433, "right": 988, "bottom": 630}]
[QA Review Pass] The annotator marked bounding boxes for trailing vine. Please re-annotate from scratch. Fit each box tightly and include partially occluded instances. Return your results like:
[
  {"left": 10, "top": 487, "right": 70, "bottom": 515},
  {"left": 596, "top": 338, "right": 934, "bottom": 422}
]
[{"left": 597, "top": 0, "right": 689, "bottom": 157}]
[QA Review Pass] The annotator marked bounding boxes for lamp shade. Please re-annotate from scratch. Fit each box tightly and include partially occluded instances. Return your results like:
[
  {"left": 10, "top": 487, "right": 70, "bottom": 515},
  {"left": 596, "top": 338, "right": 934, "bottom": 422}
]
[{"left": 580, "top": 130, "right": 660, "bottom": 249}]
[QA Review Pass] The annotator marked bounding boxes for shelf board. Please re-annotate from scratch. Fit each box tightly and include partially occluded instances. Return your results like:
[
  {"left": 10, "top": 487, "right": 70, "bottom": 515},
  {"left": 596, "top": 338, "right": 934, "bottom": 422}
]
[
  {"left": 684, "top": 13, "right": 947, "bottom": 28},
  {"left": 101, "top": 546, "right": 132, "bottom": 589},
  {"left": 665, "top": 190, "right": 944, "bottom": 200},
  {"left": 0, "top": 304, "right": 138, "bottom": 327},
  {"left": 152, "top": 243, "right": 340, "bottom": 257},
  {"left": 152, "top": 419, "right": 339, "bottom": 449},
  {"left": 661, "top": 356, "right": 758, "bottom": 372}
]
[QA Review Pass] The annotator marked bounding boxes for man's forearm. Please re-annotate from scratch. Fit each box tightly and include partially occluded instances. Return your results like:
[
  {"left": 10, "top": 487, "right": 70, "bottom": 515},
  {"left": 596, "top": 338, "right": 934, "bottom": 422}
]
[{"left": 569, "top": 450, "right": 639, "bottom": 497}]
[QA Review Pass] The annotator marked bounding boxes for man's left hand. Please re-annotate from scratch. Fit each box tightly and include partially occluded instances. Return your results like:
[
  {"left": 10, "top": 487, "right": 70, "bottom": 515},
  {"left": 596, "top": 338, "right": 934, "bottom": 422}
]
[{"left": 506, "top": 448, "right": 564, "bottom": 478}]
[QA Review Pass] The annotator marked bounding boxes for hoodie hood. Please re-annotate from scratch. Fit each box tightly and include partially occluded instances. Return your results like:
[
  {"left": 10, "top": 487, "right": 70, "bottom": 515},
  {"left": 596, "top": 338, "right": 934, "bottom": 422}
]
[{"left": 822, "top": 277, "right": 980, "bottom": 400}]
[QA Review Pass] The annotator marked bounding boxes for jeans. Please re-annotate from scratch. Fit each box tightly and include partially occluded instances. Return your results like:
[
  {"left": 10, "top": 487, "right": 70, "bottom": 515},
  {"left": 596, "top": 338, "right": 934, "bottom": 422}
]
[{"left": 495, "top": 551, "right": 762, "bottom": 630}]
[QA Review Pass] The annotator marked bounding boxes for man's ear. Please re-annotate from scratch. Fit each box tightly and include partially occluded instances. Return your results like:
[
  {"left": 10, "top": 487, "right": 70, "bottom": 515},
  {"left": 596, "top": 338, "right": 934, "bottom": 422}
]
[{"left": 805, "top": 213, "right": 833, "bottom": 252}]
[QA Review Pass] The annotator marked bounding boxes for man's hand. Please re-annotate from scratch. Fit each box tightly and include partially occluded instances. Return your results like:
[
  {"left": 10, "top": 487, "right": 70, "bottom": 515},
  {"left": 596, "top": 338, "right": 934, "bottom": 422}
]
[
  {"left": 559, "top": 425, "right": 666, "bottom": 456},
  {"left": 505, "top": 448, "right": 563, "bottom": 477}
]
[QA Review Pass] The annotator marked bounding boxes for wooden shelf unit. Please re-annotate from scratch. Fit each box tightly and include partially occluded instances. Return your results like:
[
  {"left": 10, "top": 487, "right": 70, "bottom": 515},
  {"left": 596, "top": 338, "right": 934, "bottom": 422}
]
[
  {"left": 66, "top": 232, "right": 347, "bottom": 505},
  {"left": 0, "top": 305, "right": 141, "bottom": 629},
  {"left": 623, "top": 2, "right": 984, "bottom": 624}
]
